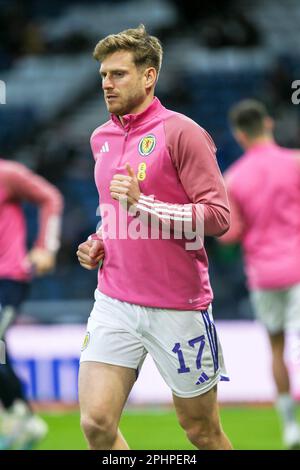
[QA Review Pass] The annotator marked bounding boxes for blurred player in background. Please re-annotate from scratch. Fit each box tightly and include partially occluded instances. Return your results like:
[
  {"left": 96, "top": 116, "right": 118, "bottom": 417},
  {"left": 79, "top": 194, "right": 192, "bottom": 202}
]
[
  {"left": 220, "top": 99, "right": 300, "bottom": 449},
  {"left": 0, "top": 158, "right": 63, "bottom": 449},
  {"left": 77, "top": 25, "right": 232, "bottom": 450}
]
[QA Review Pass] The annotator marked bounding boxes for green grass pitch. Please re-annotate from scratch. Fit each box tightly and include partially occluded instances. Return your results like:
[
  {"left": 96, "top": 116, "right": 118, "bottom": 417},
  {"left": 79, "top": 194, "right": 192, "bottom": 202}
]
[{"left": 34, "top": 405, "right": 300, "bottom": 450}]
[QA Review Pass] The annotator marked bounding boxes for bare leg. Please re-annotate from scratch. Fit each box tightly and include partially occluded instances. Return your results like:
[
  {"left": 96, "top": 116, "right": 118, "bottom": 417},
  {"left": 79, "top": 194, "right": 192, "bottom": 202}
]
[
  {"left": 268, "top": 331, "right": 300, "bottom": 448},
  {"left": 112, "top": 429, "right": 130, "bottom": 450},
  {"left": 173, "top": 385, "right": 232, "bottom": 450},
  {"left": 79, "top": 362, "right": 136, "bottom": 450},
  {"left": 269, "top": 332, "right": 290, "bottom": 394}
]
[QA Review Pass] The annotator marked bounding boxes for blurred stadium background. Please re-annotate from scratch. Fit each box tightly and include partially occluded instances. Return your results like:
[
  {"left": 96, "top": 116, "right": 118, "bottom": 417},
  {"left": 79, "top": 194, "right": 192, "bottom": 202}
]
[{"left": 1, "top": 0, "right": 300, "bottom": 450}]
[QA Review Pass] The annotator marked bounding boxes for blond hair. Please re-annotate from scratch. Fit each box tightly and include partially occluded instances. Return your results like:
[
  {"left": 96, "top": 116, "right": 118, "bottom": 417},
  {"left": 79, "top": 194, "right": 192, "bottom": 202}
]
[{"left": 93, "top": 24, "right": 163, "bottom": 75}]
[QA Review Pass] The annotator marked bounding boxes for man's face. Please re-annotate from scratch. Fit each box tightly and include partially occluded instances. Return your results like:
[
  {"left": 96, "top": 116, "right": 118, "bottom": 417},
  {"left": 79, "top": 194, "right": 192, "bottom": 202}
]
[{"left": 100, "top": 50, "right": 147, "bottom": 116}]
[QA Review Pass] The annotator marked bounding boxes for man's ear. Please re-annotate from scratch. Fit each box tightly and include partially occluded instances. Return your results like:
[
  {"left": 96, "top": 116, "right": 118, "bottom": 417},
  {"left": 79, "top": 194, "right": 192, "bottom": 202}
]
[
  {"left": 233, "top": 129, "right": 248, "bottom": 149},
  {"left": 144, "top": 67, "right": 157, "bottom": 89},
  {"left": 264, "top": 116, "right": 274, "bottom": 132}
]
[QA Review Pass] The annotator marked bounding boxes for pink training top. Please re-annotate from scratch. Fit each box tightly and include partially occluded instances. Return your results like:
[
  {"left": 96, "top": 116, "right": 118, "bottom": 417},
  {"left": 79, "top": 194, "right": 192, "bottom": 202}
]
[
  {"left": 90, "top": 97, "right": 229, "bottom": 310},
  {"left": 0, "top": 159, "right": 63, "bottom": 281},
  {"left": 220, "top": 142, "right": 300, "bottom": 290}
]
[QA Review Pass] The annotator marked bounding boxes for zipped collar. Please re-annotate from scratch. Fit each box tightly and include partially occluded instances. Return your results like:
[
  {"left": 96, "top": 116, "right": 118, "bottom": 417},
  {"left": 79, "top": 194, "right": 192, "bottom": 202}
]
[{"left": 111, "top": 97, "right": 164, "bottom": 131}]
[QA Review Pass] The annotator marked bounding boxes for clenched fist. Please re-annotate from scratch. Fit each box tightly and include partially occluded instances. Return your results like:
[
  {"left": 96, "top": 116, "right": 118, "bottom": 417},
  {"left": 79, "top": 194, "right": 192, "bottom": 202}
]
[
  {"left": 27, "top": 247, "right": 56, "bottom": 276},
  {"left": 77, "top": 238, "right": 105, "bottom": 270}
]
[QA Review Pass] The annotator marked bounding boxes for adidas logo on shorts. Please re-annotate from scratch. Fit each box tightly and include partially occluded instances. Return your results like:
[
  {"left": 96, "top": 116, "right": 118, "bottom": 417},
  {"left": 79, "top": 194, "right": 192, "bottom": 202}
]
[{"left": 196, "top": 372, "right": 209, "bottom": 385}]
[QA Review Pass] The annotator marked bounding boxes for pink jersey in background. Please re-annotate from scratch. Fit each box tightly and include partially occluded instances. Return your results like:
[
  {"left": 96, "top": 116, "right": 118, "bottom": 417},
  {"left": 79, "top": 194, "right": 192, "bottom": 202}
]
[
  {"left": 0, "top": 160, "right": 63, "bottom": 281},
  {"left": 221, "top": 142, "right": 300, "bottom": 289}
]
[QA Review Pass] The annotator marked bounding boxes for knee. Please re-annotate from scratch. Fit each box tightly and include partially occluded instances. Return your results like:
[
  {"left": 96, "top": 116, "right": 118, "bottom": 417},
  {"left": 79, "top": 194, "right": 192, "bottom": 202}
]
[
  {"left": 80, "top": 413, "right": 117, "bottom": 449},
  {"left": 179, "top": 417, "right": 222, "bottom": 450},
  {"left": 187, "top": 425, "right": 221, "bottom": 449}
]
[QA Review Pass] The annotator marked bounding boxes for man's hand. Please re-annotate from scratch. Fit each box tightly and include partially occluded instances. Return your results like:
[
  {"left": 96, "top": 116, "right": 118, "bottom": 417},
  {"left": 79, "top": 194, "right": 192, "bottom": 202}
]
[
  {"left": 110, "top": 163, "right": 141, "bottom": 207},
  {"left": 77, "top": 239, "right": 104, "bottom": 270},
  {"left": 27, "top": 247, "right": 56, "bottom": 276}
]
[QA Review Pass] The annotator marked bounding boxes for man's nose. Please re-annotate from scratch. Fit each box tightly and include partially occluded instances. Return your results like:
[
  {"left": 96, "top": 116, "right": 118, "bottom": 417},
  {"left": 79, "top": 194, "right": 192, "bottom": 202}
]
[{"left": 102, "top": 76, "right": 113, "bottom": 89}]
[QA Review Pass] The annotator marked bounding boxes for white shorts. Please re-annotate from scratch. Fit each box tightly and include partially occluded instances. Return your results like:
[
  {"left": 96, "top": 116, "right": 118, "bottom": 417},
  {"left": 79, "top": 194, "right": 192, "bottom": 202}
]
[
  {"left": 80, "top": 290, "right": 229, "bottom": 398},
  {"left": 250, "top": 283, "right": 300, "bottom": 335}
]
